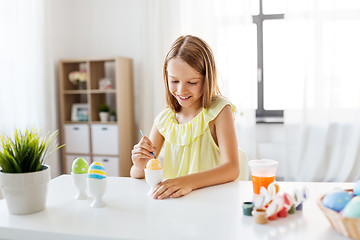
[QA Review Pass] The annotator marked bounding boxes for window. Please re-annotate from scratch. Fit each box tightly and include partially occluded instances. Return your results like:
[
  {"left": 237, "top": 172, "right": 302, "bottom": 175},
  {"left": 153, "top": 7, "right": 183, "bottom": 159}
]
[{"left": 252, "top": 0, "right": 284, "bottom": 123}]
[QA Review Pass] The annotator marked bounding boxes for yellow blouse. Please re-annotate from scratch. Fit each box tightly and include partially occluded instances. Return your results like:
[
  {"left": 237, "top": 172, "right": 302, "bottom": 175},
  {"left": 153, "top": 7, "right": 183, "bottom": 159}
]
[{"left": 154, "top": 96, "right": 236, "bottom": 179}]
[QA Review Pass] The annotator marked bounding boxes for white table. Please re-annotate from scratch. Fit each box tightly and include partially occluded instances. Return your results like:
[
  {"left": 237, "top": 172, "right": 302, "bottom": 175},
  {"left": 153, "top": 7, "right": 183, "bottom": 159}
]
[{"left": 0, "top": 175, "right": 354, "bottom": 240}]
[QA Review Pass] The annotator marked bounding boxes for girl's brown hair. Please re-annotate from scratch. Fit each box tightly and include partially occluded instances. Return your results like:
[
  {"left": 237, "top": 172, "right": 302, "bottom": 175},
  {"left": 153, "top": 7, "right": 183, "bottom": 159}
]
[{"left": 163, "top": 35, "right": 221, "bottom": 112}]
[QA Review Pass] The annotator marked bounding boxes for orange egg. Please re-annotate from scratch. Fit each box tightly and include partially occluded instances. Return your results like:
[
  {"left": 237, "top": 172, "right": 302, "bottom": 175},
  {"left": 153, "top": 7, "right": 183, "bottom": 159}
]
[{"left": 146, "top": 159, "right": 162, "bottom": 170}]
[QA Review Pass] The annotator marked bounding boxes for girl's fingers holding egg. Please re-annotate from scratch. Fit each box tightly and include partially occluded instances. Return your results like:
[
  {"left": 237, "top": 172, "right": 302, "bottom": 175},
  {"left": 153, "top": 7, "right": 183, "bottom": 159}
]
[
  {"left": 170, "top": 187, "right": 193, "bottom": 198},
  {"left": 158, "top": 186, "right": 180, "bottom": 199},
  {"left": 154, "top": 185, "right": 179, "bottom": 199},
  {"left": 153, "top": 179, "right": 178, "bottom": 197},
  {"left": 169, "top": 189, "right": 184, "bottom": 198},
  {"left": 152, "top": 183, "right": 170, "bottom": 199}
]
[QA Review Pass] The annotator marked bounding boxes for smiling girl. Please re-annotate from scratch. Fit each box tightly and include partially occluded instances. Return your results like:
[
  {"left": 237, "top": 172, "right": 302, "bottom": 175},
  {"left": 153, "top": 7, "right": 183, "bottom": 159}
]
[{"left": 131, "top": 35, "right": 239, "bottom": 199}]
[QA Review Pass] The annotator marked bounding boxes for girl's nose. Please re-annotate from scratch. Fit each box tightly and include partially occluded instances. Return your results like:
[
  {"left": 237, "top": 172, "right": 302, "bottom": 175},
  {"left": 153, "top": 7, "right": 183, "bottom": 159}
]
[{"left": 178, "top": 82, "right": 186, "bottom": 92}]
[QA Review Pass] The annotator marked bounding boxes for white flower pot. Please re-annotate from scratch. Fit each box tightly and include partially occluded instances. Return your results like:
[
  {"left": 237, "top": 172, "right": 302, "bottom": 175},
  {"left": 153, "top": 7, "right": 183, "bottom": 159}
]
[
  {"left": 110, "top": 115, "right": 116, "bottom": 122},
  {"left": 99, "top": 112, "right": 109, "bottom": 122},
  {"left": 0, "top": 165, "right": 50, "bottom": 215}
]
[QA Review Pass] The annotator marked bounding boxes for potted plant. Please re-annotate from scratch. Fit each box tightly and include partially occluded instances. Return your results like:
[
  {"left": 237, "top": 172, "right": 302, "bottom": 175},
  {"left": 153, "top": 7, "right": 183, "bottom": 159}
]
[
  {"left": 110, "top": 110, "right": 116, "bottom": 122},
  {"left": 99, "top": 103, "right": 110, "bottom": 122},
  {"left": 0, "top": 127, "right": 63, "bottom": 214}
]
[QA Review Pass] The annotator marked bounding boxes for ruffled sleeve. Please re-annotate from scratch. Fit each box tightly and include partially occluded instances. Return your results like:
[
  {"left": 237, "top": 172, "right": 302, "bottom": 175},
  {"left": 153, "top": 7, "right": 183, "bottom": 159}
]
[{"left": 154, "top": 96, "right": 235, "bottom": 146}]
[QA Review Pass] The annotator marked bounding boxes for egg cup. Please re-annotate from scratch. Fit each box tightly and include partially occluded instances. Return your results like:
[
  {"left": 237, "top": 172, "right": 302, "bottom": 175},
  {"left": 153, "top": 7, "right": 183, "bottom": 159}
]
[
  {"left": 71, "top": 172, "right": 89, "bottom": 200},
  {"left": 87, "top": 178, "right": 107, "bottom": 208},
  {"left": 144, "top": 169, "right": 163, "bottom": 196}
]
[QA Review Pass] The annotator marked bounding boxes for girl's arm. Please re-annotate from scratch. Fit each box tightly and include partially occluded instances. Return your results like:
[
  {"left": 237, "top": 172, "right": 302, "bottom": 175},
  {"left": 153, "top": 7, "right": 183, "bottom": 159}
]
[
  {"left": 130, "top": 124, "right": 164, "bottom": 178},
  {"left": 152, "top": 105, "right": 239, "bottom": 199}
]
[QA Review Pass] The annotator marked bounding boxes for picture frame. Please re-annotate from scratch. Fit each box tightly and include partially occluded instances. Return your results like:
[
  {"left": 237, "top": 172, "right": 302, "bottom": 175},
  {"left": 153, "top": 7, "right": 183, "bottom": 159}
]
[{"left": 71, "top": 103, "right": 89, "bottom": 122}]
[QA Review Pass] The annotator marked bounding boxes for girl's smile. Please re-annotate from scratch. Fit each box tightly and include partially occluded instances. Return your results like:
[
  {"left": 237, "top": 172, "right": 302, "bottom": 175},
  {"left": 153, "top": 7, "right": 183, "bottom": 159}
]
[
  {"left": 177, "top": 95, "right": 191, "bottom": 101},
  {"left": 167, "top": 57, "right": 204, "bottom": 112},
  {"left": 178, "top": 95, "right": 190, "bottom": 100}
]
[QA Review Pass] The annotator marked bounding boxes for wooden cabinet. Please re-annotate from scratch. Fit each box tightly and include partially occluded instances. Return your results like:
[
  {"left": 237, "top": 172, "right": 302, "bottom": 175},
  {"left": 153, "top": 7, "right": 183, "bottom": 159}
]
[{"left": 58, "top": 57, "right": 135, "bottom": 177}]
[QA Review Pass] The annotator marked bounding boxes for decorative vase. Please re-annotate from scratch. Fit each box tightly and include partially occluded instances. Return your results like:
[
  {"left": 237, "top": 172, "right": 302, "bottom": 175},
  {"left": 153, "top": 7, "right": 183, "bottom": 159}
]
[
  {"left": 78, "top": 81, "right": 87, "bottom": 90},
  {"left": 99, "top": 112, "right": 109, "bottom": 122},
  {"left": 0, "top": 165, "right": 51, "bottom": 215}
]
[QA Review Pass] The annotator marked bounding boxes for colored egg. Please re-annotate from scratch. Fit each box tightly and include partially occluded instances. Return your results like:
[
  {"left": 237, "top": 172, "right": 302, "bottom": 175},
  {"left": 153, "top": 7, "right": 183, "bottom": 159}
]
[
  {"left": 88, "top": 162, "right": 106, "bottom": 179},
  {"left": 354, "top": 180, "right": 360, "bottom": 196},
  {"left": 322, "top": 190, "right": 352, "bottom": 212},
  {"left": 146, "top": 159, "right": 162, "bottom": 170},
  {"left": 343, "top": 196, "right": 360, "bottom": 218},
  {"left": 72, "top": 157, "right": 89, "bottom": 174}
]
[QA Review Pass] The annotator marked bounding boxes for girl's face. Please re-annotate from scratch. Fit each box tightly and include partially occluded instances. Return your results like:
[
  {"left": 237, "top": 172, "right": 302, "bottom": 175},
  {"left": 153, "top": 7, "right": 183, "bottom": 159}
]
[{"left": 167, "top": 57, "right": 204, "bottom": 111}]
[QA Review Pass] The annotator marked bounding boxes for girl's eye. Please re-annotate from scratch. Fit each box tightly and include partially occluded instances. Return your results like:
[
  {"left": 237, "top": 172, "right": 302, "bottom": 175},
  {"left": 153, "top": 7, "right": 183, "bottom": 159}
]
[
  {"left": 188, "top": 82, "right": 197, "bottom": 85},
  {"left": 170, "top": 80, "right": 179, "bottom": 83}
]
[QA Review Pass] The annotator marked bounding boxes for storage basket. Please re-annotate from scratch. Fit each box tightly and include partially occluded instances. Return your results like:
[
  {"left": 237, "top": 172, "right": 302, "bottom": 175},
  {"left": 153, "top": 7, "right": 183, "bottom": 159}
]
[{"left": 318, "top": 191, "right": 360, "bottom": 240}]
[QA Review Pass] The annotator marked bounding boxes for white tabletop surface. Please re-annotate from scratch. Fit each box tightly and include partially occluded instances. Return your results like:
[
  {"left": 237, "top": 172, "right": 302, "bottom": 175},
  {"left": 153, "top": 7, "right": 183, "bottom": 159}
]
[{"left": 0, "top": 175, "right": 355, "bottom": 240}]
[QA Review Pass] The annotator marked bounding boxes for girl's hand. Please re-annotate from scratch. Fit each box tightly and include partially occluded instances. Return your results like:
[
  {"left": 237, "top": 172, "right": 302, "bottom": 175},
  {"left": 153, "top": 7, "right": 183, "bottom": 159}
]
[
  {"left": 131, "top": 136, "right": 156, "bottom": 170},
  {"left": 152, "top": 176, "right": 194, "bottom": 199}
]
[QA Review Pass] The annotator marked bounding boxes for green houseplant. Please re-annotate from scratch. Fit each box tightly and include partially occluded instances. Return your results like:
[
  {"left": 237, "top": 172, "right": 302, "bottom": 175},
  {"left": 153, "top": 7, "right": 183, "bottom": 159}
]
[
  {"left": 99, "top": 103, "right": 110, "bottom": 112},
  {"left": 0, "top": 127, "right": 63, "bottom": 214},
  {"left": 99, "top": 103, "right": 110, "bottom": 122},
  {"left": 110, "top": 110, "right": 116, "bottom": 122}
]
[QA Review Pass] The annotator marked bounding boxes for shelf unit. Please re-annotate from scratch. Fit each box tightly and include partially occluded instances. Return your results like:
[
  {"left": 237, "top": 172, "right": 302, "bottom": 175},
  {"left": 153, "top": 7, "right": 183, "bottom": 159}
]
[{"left": 58, "top": 57, "right": 135, "bottom": 177}]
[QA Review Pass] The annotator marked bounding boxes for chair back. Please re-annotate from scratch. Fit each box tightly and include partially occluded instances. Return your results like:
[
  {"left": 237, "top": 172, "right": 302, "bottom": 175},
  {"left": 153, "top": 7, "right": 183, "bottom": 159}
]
[{"left": 237, "top": 147, "right": 249, "bottom": 181}]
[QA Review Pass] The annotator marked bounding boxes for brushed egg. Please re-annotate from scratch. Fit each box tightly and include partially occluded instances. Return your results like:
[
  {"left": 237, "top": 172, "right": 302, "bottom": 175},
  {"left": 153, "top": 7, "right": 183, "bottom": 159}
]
[
  {"left": 72, "top": 157, "right": 89, "bottom": 174},
  {"left": 88, "top": 162, "right": 107, "bottom": 179},
  {"left": 343, "top": 196, "right": 360, "bottom": 218},
  {"left": 322, "top": 190, "right": 352, "bottom": 212},
  {"left": 146, "top": 159, "right": 162, "bottom": 170},
  {"left": 354, "top": 180, "right": 360, "bottom": 196}
]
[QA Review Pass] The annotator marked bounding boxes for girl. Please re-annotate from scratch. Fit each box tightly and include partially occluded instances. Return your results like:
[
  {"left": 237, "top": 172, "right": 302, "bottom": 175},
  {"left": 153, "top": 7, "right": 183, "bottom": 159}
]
[{"left": 131, "top": 35, "right": 239, "bottom": 199}]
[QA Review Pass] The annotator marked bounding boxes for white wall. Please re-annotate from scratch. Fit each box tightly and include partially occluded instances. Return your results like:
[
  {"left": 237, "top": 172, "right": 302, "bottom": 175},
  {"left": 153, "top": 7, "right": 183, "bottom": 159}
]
[
  {"left": 46, "top": 0, "right": 148, "bottom": 175},
  {"left": 256, "top": 124, "right": 286, "bottom": 180}
]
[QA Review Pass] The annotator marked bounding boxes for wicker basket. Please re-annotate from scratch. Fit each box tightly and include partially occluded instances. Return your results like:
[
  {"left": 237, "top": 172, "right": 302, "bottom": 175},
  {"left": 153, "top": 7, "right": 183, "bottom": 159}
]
[{"left": 318, "top": 191, "right": 360, "bottom": 240}]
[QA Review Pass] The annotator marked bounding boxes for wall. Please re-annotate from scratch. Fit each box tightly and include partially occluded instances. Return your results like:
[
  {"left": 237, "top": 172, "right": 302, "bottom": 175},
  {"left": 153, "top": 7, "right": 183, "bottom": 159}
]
[
  {"left": 46, "top": 0, "right": 146, "bottom": 176},
  {"left": 256, "top": 124, "right": 286, "bottom": 180}
]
